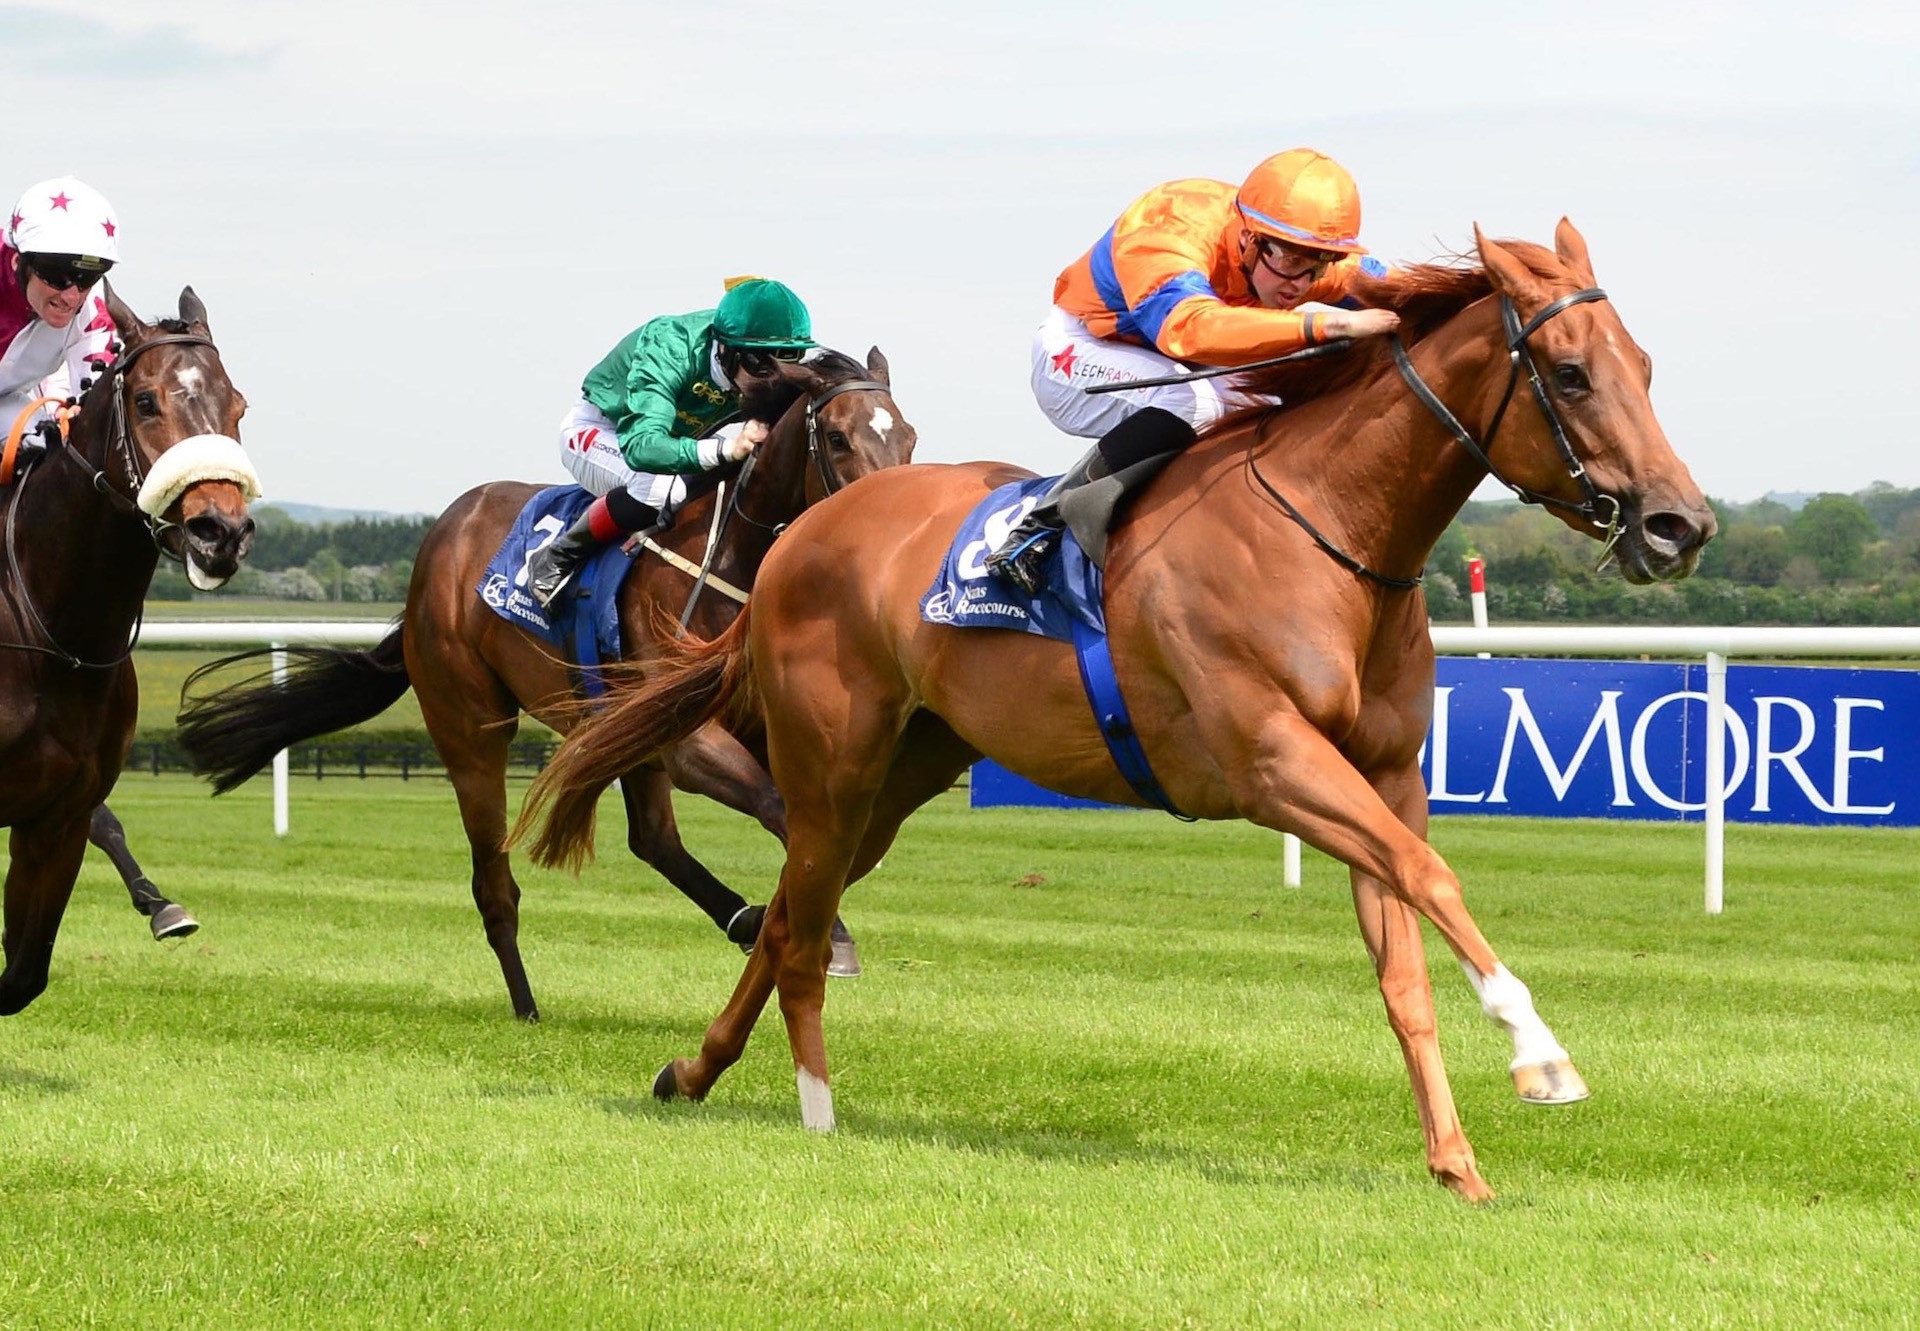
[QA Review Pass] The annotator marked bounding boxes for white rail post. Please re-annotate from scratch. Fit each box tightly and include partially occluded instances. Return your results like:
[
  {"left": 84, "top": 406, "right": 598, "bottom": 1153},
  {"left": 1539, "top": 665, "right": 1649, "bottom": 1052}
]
[
  {"left": 1704, "top": 650, "right": 1727, "bottom": 915},
  {"left": 1282, "top": 833, "right": 1302, "bottom": 888},
  {"left": 272, "top": 642, "right": 290, "bottom": 837},
  {"left": 1467, "top": 556, "right": 1490, "bottom": 657}
]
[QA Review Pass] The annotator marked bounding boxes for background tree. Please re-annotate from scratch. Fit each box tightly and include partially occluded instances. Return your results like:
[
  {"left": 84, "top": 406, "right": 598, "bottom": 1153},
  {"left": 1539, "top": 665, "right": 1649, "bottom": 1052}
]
[{"left": 1790, "top": 494, "right": 1877, "bottom": 582}]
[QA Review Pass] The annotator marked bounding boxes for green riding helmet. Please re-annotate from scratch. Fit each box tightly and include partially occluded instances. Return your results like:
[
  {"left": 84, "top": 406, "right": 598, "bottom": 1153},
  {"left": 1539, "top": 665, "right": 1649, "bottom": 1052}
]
[{"left": 713, "top": 278, "right": 816, "bottom": 350}]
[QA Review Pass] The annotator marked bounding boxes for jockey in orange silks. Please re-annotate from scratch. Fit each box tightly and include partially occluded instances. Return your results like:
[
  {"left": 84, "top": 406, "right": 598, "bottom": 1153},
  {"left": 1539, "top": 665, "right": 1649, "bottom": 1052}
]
[{"left": 987, "top": 148, "right": 1405, "bottom": 593}]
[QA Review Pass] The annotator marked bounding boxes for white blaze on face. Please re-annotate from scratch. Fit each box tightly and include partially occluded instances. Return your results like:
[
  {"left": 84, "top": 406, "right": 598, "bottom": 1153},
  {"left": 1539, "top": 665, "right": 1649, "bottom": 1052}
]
[
  {"left": 868, "top": 407, "right": 894, "bottom": 440},
  {"left": 177, "top": 367, "right": 205, "bottom": 400}
]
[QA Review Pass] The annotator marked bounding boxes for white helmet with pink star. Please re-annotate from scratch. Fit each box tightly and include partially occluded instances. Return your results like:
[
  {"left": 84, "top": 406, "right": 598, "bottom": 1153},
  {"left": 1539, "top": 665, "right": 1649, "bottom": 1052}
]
[{"left": 7, "top": 176, "right": 120, "bottom": 264}]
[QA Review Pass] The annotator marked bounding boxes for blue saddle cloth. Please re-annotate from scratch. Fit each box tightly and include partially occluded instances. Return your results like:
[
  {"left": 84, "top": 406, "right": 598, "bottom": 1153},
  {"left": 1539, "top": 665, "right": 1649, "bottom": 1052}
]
[
  {"left": 919, "top": 476, "right": 1106, "bottom": 641},
  {"left": 920, "top": 474, "right": 1191, "bottom": 819},
  {"left": 478, "top": 485, "right": 637, "bottom": 697}
]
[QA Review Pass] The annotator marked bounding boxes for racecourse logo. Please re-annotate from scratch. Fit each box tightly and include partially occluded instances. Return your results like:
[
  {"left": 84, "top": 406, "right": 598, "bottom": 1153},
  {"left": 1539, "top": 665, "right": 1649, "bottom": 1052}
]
[{"left": 481, "top": 573, "right": 510, "bottom": 609}]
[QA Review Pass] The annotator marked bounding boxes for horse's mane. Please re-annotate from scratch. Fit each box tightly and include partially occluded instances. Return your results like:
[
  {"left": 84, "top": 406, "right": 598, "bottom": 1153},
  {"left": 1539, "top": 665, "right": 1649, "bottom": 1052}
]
[{"left": 1211, "top": 240, "right": 1568, "bottom": 436}]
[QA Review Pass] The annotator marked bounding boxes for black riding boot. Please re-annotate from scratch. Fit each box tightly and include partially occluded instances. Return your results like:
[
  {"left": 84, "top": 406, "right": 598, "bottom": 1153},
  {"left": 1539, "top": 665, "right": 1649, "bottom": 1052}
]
[
  {"left": 985, "top": 407, "right": 1198, "bottom": 595},
  {"left": 527, "top": 490, "right": 659, "bottom": 609},
  {"left": 526, "top": 510, "right": 606, "bottom": 608}
]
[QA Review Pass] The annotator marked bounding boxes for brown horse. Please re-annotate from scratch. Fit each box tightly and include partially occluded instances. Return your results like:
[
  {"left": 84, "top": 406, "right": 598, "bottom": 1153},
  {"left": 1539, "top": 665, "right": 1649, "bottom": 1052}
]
[
  {"left": 177, "top": 348, "right": 915, "bottom": 1021},
  {"left": 518, "top": 224, "right": 1716, "bottom": 1200},
  {"left": 1, "top": 286, "right": 256, "bottom": 1014}
]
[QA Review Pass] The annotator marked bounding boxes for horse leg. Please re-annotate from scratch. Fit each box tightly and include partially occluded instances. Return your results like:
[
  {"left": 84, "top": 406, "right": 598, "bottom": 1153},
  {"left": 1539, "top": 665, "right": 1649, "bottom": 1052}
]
[
  {"left": 1216, "top": 711, "right": 1585, "bottom": 1169},
  {"left": 660, "top": 722, "right": 862, "bottom": 978},
  {"left": 421, "top": 688, "right": 539, "bottom": 1021},
  {"left": 659, "top": 675, "right": 910, "bottom": 1125},
  {"left": 88, "top": 804, "right": 198, "bottom": 941},
  {"left": 1, "top": 812, "right": 93, "bottom": 1016},
  {"left": 1350, "top": 765, "right": 1488, "bottom": 1201},
  {"left": 617, "top": 765, "right": 756, "bottom": 942}
]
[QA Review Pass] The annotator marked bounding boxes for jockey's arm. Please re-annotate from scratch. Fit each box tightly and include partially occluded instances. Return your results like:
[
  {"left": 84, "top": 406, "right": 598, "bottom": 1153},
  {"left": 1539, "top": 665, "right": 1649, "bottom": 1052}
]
[
  {"left": 1112, "top": 225, "right": 1323, "bottom": 368},
  {"left": 616, "top": 324, "right": 716, "bottom": 474}
]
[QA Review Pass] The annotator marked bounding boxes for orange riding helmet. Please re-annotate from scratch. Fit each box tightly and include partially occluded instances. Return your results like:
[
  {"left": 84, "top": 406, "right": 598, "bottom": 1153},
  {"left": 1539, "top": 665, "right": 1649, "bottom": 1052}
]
[{"left": 1235, "top": 149, "right": 1367, "bottom": 255}]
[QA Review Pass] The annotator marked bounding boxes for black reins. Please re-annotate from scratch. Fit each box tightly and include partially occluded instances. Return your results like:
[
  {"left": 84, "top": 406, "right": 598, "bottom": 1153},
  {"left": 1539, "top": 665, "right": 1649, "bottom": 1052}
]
[
  {"left": 0, "top": 331, "right": 217, "bottom": 669},
  {"left": 1250, "top": 287, "right": 1617, "bottom": 589}
]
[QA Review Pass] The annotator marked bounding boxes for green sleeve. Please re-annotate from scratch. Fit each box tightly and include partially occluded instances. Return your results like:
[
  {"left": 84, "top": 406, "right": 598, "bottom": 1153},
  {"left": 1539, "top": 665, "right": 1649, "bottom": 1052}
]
[{"left": 616, "top": 322, "right": 706, "bottom": 473}]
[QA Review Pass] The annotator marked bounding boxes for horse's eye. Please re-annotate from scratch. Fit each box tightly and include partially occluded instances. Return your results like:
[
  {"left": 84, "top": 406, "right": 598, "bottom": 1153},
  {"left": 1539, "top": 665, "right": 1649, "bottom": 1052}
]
[
  {"left": 827, "top": 430, "right": 851, "bottom": 452},
  {"left": 1553, "top": 363, "right": 1590, "bottom": 396},
  {"left": 134, "top": 391, "right": 161, "bottom": 417}
]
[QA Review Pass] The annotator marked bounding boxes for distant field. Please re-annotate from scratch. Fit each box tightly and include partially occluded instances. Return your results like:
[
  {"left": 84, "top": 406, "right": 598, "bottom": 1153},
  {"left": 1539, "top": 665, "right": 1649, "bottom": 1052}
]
[
  {"left": 1, "top": 781, "right": 1914, "bottom": 1328},
  {"left": 146, "top": 598, "right": 405, "bottom": 621}
]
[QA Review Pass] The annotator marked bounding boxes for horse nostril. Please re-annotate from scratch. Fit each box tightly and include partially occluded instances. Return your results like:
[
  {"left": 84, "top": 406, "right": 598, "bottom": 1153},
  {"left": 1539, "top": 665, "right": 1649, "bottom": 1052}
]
[
  {"left": 186, "top": 513, "right": 252, "bottom": 553},
  {"left": 1642, "top": 511, "right": 1699, "bottom": 552}
]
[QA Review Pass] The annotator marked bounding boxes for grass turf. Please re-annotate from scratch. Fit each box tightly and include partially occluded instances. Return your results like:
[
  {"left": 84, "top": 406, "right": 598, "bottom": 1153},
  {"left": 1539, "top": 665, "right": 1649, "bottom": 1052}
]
[{"left": 1, "top": 777, "right": 1914, "bottom": 1328}]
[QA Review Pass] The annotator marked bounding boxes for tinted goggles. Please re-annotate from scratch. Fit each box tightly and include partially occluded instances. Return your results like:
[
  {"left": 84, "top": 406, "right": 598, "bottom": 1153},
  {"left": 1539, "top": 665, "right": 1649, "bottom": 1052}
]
[{"left": 23, "top": 255, "right": 112, "bottom": 292}]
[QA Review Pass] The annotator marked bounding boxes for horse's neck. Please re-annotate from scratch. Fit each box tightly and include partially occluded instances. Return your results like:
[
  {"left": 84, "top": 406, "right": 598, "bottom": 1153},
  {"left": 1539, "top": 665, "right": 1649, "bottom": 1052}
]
[
  {"left": 723, "top": 403, "right": 814, "bottom": 568},
  {"left": 8, "top": 437, "right": 158, "bottom": 659},
  {"left": 1255, "top": 304, "right": 1507, "bottom": 582}
]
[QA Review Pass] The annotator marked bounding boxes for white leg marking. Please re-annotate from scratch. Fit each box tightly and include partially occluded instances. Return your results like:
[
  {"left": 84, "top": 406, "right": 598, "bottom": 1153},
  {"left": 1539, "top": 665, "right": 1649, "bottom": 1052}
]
[
  {"left": 796, "top": 1067, "right": 836, "bottom": 1132},
  {"left": 1462, "top": 962, "right": 1569, "bottom": 1070},
  {"left": 868, "top": 407, "right": 894, "bottom": 439}
]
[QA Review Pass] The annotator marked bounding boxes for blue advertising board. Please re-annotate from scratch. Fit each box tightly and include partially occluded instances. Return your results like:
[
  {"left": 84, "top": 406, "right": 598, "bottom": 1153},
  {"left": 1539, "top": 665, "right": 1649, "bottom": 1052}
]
[{"left": 971, "top": 658, "right": 1920, "bottom": 826}]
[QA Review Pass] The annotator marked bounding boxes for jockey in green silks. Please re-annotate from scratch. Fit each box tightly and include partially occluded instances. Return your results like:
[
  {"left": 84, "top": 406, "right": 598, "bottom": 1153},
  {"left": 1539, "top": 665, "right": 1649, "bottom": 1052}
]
[{"left": 526, "top": 276, "right": 816, "bottom": 608}]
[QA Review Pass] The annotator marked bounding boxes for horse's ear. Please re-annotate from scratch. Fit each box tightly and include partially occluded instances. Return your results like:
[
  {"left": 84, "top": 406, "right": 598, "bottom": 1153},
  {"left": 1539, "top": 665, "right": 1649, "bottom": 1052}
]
[
  {"left": 178, "top": 285, "right": 209, "bottom": 329},
  {"left": 865, "top": 346, "right": 890, "bottom": 386},
  {"left": 1553, "top": 217, "right": 1597, "bottom": 287},
  {"left": 1475, "top": 224, "right": 1547, "bottom": 308},
  {"left": 102, "top": 281, "right": 147, "bottom": 341}
]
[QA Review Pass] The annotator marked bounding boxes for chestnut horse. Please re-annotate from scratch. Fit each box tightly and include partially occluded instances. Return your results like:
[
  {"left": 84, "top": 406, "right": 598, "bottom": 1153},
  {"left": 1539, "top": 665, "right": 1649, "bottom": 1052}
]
[
  {"left": 518, "top": 224, "right": 1716, "bottom": 1199},
  {"left": 1, "top": 286, "right": 257, "bottom": 1015},
  {"left": 177, "top": 349, "right": 914, "bottom": 1021}
]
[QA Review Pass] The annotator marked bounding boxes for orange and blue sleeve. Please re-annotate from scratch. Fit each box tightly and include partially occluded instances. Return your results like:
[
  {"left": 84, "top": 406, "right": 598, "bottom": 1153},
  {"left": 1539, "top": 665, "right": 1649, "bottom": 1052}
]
[{"left": 1091, "top": 223, "right": 1315, "bottom": 367}]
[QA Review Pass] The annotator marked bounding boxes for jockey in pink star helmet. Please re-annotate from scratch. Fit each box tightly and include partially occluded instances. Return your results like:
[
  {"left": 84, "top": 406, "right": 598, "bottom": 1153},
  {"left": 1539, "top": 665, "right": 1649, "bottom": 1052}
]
[{"left": 3, "top": 176, "right": 121, "bottom": 443}]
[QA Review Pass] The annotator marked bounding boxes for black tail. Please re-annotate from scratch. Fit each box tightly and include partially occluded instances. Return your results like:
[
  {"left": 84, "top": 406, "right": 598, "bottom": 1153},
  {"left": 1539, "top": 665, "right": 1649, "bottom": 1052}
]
[{"left": 176, "top": 625, "right": 410, "bottom": 794}]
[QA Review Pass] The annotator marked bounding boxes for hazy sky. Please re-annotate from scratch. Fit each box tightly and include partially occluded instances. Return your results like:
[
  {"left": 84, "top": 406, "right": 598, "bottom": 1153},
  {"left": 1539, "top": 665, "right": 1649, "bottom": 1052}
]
[{"left": 8, "top": 1, "right": 1917, "bottom": 513}]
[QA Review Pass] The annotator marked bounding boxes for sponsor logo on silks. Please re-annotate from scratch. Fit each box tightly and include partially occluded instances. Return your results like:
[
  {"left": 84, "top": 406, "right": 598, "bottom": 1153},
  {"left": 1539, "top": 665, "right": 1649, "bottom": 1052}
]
[
  {"left": 689, "top": 379, "right": 729, "bottom": 406},
  {"left": 482, "top": 573, "right": 511, "bottom": 608},
  {"left": 1049, "top": 344, "right": 1078, "bottom": 378}
]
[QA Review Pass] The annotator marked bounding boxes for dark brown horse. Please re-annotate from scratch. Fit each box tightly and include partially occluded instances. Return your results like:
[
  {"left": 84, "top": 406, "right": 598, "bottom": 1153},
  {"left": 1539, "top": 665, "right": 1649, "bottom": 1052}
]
[
  {"left": 0, "top": 286, "right": 256, "bottom": 1014},
  {"left": 518, "top": 224, "right": 1716, "bottom": 1200},
  {"left": 177, "top": 348, "right": 914, "bottom": 1021}
]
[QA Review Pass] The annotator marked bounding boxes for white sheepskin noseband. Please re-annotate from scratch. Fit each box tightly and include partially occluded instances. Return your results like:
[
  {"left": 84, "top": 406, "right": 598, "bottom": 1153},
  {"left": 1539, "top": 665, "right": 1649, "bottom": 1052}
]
[{"left": 135, "top": 434, "right": 262, "bottom": 518}]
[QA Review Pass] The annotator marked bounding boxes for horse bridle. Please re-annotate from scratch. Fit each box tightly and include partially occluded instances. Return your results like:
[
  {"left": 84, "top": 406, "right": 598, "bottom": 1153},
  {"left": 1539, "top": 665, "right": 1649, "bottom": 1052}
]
[
  {"left": 1252, "top": 287, "right": 1618, "bottom": 589},
  {"left": 676, "top": 377, "right": 891, "bottom": 628},
  {"left": 0, "top": 332, "right": 218, "bottom": 669},
  {"left": 52, "top": 332, "right": 220, "bottom": 554}
]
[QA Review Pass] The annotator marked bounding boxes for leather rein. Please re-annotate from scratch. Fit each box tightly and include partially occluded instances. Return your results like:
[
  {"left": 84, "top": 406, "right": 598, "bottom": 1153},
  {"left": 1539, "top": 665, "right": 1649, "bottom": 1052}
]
[
  {"left": 0, "top": 332, "right": 218, "bottom": 669},
  {"left": 1249, "top": 288, "right": 1619, "bottom": 590}
]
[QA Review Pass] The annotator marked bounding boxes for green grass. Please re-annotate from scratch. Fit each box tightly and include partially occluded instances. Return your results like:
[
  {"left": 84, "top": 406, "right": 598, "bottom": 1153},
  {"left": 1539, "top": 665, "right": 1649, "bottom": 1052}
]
[{"left": 2, "top": 779, "right": 1915, "bottom": 1328}]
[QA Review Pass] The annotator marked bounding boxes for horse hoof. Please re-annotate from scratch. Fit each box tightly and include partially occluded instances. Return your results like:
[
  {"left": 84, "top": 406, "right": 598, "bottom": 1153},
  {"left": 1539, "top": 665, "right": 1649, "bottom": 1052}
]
[
  {"left": 1513, "top": 1058, "right": 1590, "bottom": 1105},
  {"left": 653, "top": 1061, "right": 682, "bottom": 1102},
  {"left": 827, "top": 918, "right": 861, "bottom": 979},
  {"left": 149, "top": 904, "right": 199, "bottom": 940},
  {"left": 727, "top": 904, "right": 766, "bottom": 955},
  {"left": 1438, "top": 1170, "right": 1496, "bottom": 1204}
]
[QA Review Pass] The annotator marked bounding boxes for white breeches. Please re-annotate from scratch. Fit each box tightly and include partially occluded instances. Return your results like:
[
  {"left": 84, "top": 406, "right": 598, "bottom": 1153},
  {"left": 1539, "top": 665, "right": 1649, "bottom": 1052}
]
[
  {"left": 556, "top": 399, "right": 688, "bottom": 513},
  {"left": 1028, "top": 306, "right": 1282, "bottom": 441}
]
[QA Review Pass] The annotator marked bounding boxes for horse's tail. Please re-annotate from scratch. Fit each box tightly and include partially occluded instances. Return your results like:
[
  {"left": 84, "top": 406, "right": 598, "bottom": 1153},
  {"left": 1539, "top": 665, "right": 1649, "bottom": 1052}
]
[
  {"left": 514, "top": 608, "right": 760, "bottom": 873},
  {"left": 176, "top": 625, "right": 411, "bottom": 794}
]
